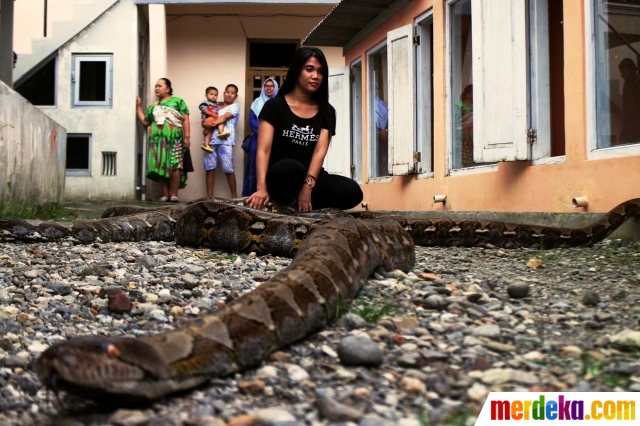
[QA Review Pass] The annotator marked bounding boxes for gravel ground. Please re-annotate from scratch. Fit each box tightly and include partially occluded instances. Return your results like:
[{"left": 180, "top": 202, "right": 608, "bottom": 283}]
[{"left": 0, "top": 236, "right": 639, "bottom": 426}]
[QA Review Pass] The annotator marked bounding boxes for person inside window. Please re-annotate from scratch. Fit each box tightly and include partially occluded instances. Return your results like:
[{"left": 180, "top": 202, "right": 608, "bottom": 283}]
[
  {"left": 375, "top": 82, "right": 389, "bottom": 176},
  {"left": 455, "top": 84, "right": 474, "bottom": 167},
  {"left": 246, "top": 47, "right": 363, "bottom": 212},
  {"left": 618, "top": 58, "right": 640, "bottom": 145}
]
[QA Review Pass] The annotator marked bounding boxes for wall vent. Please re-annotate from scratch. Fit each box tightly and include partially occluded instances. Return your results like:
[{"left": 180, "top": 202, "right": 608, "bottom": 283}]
[{"left": 102, "top": 151, "right": 117, "bottom": 176}]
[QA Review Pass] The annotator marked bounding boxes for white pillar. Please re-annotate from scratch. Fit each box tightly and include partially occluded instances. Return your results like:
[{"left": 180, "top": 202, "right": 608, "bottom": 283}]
[
  {"left": 148, "top": 4, "right": 167, "bottom": 98},
  {"left": 0, "top": 0, "right": 14, "bottom": 87},
  {"left": 145, "top": 4, "right": 168, "bottom": 201}
]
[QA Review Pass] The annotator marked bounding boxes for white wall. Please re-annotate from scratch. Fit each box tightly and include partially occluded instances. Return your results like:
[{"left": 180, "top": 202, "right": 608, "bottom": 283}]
[
  {"left": 42, "top": 0, "right": 139, "bottom": 200},
  {"left": 0, "top": 80, "right": 67, "bottom": 205}
]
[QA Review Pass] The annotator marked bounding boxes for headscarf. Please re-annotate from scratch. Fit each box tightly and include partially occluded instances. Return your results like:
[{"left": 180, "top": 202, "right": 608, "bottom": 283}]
[{"left": 250, "top": 78, "right": 279, "bottom": 117}]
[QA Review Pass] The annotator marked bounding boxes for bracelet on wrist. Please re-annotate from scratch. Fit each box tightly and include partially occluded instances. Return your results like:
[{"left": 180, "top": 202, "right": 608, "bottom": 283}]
[
  {"left": 304, "top": 175, "right": 315, "bottom": 189},
  {"left": 306, "top": 173, "right": 317, "bottom": 181}
]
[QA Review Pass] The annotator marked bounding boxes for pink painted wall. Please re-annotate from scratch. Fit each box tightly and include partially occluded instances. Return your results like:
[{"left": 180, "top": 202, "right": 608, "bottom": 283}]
[{"left": 343, "top": 0, "right": 640, "bottom": 214}]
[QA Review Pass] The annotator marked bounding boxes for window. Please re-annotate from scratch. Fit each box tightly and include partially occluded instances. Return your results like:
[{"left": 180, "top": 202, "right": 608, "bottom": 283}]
[
  {"left": 448, "top": 0, "right": 474, "bottom": 169},
  {"left": 351, "top": 60, "right": 363, "bottom": 182},
  {"left": 589, "top": 0, "right": 640, "bottom": 151},
  {"left": 368, "top": 44, "right": 389, "bottom": 178},
  {"left": 66, "top": 134, "right": 91, "bottom": 176},
  {"left": 14, "top": 55, "right": 56, "bottom": 107},
  {"left": 72, "top": 54, "right": 112, "bottom": 107}
]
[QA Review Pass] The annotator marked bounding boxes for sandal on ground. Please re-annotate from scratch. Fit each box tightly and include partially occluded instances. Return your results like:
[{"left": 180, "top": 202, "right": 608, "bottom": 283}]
[
  {"left": 158, "top": 197, "right": 168, "bottom": 202},
  {"left": 170, "top": 196, "right": 180, "bottom": 203},
  {"left": 217, "top": 131, "right": 231, "bottom": 139},
  {"left": 201, "top": 145, "right": 214, "bottom": 153}
]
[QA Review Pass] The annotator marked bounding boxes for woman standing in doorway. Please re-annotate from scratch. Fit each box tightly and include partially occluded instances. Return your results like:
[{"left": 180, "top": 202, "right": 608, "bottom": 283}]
[
  {"left": 242, "top": 77, "right": 279, "bottom": 196},
  {"left": 136, "top": 78, "right": 191, "bottom": 202},
  {"left": 246, "top": 47, "right": 362, "bottom": 212}
]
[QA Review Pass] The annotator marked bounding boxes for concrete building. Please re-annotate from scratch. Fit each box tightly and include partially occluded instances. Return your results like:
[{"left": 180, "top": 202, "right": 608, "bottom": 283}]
[
  {"left": 12, "top": 0, "right": 343, "bottom": 201},
  {"left": 311, "top": 0, "right": 640, "bottom": 214}
]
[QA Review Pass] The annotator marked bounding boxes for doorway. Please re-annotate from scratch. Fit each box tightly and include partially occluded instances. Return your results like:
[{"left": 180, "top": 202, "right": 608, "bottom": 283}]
[{"left": 245, "top": 40, "right": 298, "bottom": 135}]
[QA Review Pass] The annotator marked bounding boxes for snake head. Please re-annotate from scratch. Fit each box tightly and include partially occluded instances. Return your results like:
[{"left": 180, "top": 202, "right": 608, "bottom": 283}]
[
  {"left": 36, "top": 336, "right": 169, "bottom": 404},
  {"left": 36, "top": 334, "right": 212, "bottom": 403}
]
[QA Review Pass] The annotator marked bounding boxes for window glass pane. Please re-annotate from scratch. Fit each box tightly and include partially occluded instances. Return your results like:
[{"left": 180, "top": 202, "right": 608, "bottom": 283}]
[
  {"left": 594, "top": 0, "right": 640, "bottom": 147},
  {"left": 417, "top": 18, "right": 434, "bottom": 173},
  {"left": 15, "top": 56, "right": 56, "bottom": 106},
  {"left": 450, "top": 0, "right": 474, "bottom": 168},
  {"left": 370, "top": 47, "right": 389, "bottom": 177},
  {"left": 79, "top": 61, "right": 107, "bottom": 102},
  {"left": 66, "top": 136, "right": 90, "bottom": 170}
]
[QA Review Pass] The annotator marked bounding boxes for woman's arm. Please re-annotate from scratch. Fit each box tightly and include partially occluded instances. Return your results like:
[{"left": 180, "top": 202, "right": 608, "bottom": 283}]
[
  {"left": 182, "top": 113, "right": 191, "bottom": 148},
  {"left": 135, "top": 96, "right": 150, "bottom": 127},
  {"left": 297, "top": 128, "right": 330, "bottom": 212},
  {"left": 246, "top": 119, "right": 274, "bottom": 209}
]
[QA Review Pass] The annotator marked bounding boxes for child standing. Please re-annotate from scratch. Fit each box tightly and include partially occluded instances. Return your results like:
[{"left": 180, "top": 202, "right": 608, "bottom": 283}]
[{"left": 199, "top": 86, "right": 230, "bottom": 153}]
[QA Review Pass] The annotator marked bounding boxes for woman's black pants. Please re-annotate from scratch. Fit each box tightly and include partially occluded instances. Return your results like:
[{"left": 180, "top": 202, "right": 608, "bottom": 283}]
[{"left": 266, "top": 159, "right": 363, "bottom": 210}]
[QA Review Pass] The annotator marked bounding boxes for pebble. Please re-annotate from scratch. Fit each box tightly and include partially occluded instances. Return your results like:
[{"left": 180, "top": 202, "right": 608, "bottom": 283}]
[
  {"left": 0, "top": 234, "right": 637, "bottom": 425},
  {"left": 108, "top": 289, "right": 133, "bottom": 313},
  {"left": 337, "top": 336, "right": 384, "bottom": 367},
  {"left": 316, "top": 395, "right": 363, "bottom": 422},
  {"left": 582, "top": 290, "right": 600, "bottom": 306},
  {"left": 506, "top": 282, "right": 530, "bottom": 299},
  {"left": 471, "top": 324, "right": 501, "bottom": 338}
]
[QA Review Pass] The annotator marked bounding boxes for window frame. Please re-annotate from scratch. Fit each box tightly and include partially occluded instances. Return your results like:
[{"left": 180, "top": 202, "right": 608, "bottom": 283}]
[
  {"left": 415, "top": 9, "right": 435, "bottom": 178},
  {"left": 445, "top": 0, "right": 499, "bottom": 175},
  {"left": 584, "top": 0, "right": 640, "bottom": 160},
  {"left": 350, "top": 58, "right": 363, "bottom": 183},
  {"left": 72, "top": 54, "right": 113, "bottom": 108},
  {"left": 366, "top": 39, "right": 392, "bottom": 182},
  {"left": 65, "top": 133, "right": 92, "bottom": 176}
]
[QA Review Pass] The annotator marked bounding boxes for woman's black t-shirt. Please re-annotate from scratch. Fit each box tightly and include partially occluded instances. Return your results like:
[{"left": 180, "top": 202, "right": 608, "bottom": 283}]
[{"left": 259, "top": 96, "right": 336, "bottom": 170}]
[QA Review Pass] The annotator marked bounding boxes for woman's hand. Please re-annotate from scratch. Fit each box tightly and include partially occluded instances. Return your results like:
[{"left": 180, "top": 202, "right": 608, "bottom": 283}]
[
  {"left": 136, "top": 96, "right": 142, "bottom": 107},
  {"left": 183, "top": 136, "right": 191, "bottom": 148},
  {"left": 297, "top": 185, "right": 313, "bottom": 212},
  {"left": 247, "top": 188, "right": 270, "bottom": 209}
]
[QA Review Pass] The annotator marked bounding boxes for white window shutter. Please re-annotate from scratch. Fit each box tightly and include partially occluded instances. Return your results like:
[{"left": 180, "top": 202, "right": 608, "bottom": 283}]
[
  {"left": 387, "top": 24, "right": 416, "bottom": 175},
  {"left": 472, "top": 0, "right": 530, "bottom": 162},
  {"left": 326, "top": 66, "right": 351, "bottom": 177}
]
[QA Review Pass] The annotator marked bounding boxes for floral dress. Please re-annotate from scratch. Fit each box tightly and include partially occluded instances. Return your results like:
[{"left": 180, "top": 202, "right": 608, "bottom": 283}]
[{"left": 145, "top": 97, "right": 189, "bottom": 188}]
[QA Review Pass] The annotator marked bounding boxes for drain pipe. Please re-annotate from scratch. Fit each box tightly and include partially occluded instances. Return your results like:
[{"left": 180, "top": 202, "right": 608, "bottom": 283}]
[
  {"left": 572, "top": 196, "right": 588, "bottom": 208},
  {"left": 136, "top": 132, "right": 147, "bottom": 201}
]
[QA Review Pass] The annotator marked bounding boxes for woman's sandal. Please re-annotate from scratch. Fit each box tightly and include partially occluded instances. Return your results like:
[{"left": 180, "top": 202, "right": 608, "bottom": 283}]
[
  {"left": 158, "top": 197, "right": 168, "bottom": 202},
  {"left": 170, "top": 196, "right": 180, "bottom": 203}
]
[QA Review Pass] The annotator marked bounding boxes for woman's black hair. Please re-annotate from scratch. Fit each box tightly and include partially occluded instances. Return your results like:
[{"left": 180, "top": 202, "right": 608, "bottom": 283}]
[
  {"left": 160, "top": 77, "right": 173, "bottom": 96},
  {"left": 460, "top": 84, "right": 473, "bottom": 101},
  {"left": 278, "top": 47, "right": 333, "bottom": 128}
]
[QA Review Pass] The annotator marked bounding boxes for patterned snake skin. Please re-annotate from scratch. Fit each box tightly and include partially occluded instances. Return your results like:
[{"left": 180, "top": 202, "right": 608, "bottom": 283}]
[{"left": 1, "top": 198, "right": 638, "bottom": 402}]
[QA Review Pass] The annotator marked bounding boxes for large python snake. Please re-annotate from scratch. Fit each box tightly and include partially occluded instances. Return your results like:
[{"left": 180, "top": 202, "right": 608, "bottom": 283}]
[{"left": 0, "top": 198, "right": 638, "bottom": 403}]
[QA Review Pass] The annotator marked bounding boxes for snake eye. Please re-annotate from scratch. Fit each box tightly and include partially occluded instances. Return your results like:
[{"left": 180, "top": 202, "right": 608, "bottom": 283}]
[{"left": 106, "top": 344, "right": 119, "bottom": 358}]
